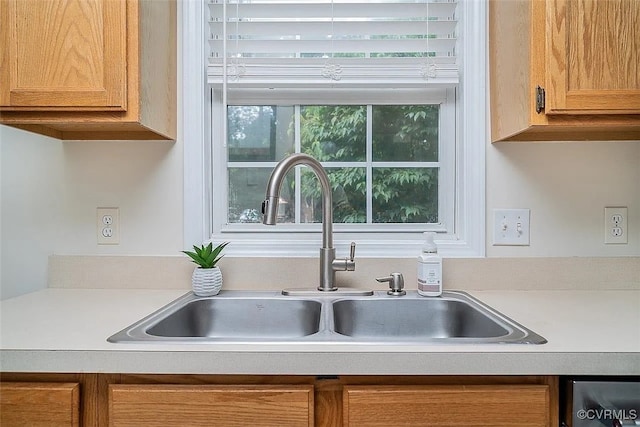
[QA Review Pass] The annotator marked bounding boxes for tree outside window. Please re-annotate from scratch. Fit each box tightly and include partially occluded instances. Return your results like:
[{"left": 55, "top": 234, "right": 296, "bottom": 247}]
[{"left": 227, "top": 104, "right": 439, "bottom": 225}]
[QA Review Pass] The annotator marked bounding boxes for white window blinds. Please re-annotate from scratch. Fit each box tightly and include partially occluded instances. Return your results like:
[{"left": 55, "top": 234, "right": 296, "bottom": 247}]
[{"left": 207, "top": 0, "right": 458, "bottom": 88}]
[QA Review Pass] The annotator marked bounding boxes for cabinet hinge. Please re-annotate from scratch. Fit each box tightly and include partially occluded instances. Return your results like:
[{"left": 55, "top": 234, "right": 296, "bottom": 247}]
[{"left": 535, "top": 86, "right": 545, "bottom": 113}]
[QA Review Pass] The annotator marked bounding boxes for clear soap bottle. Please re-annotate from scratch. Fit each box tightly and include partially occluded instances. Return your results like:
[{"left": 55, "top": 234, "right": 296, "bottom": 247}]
[{"left": 417, "top": 232, "right": 442, "bottom": 297}]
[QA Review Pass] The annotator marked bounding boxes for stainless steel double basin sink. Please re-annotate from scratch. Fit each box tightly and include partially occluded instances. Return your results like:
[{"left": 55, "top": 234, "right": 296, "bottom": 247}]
[{"left": 108, "top": 291, "right": 546, "bottom": 345}]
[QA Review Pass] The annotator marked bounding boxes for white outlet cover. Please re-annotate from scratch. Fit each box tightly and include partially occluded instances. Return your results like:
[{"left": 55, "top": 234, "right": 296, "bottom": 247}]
[
  {"left": 97, "top": 207, "right": 119, "bottom": 245},
  {"left": 493, "top": 209, "right": 530, "bottom": 246},
  {"left": 604, "top": 206, "right": 628, "bottom": 244}
]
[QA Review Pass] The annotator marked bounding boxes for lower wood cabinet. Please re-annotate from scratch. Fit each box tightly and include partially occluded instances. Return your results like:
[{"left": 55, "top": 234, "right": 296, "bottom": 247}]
[
  {"left": 0, "top": 382, "right": 80, "bottom": 427},
  {"left": 343, "top": 385, "right": 550, "bottom": 426},
  {"left": 0, "top": 373, "right": 558, "bottom": 427},
  {"left": 108, "top": 384, "right": 314, "bottom": 427}
]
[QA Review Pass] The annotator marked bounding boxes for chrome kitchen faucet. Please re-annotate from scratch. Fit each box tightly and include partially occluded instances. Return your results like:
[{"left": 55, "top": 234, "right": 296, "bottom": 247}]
[{"left": 262, "top": 153, "right": 371, "bottom": 296}]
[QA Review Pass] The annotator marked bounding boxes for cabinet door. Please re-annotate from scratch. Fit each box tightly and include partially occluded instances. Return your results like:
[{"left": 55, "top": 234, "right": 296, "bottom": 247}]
[
  {"left": 109, "top": 384, "right": 314, "bottom": 427},
  {"left": 546, "top": 0, "right": 640, "bottom": 114},
  {"left": 0, "top": 382, "right": 80, "bottom": 427},
  {"left": 343, "top": 385, "right": 550, "bottom": 426},
  {"left": 0, "top": 0, "right": 126, "bottom": 111}
]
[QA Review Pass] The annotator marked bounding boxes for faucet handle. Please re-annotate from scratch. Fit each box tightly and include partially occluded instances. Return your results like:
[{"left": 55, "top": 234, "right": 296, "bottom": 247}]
[
  {"left": 332, "top": 242, "right": 357, "bottom": 272},
  {"left": 376, "top": 272, "right": 406, "bottom": 296},
  {"left": 344, "top": 242, "right": 356, "bottom": 271}
]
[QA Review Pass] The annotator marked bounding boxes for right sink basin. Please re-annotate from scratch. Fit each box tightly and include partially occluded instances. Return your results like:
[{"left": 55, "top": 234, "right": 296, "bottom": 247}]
[{"left": 331, "top": 291, "right": 547, "bottom": 344}]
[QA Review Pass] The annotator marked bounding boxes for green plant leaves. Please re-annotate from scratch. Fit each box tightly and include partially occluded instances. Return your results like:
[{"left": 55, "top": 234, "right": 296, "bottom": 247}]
[{"left": 181, "top": 242, "right": 229, "bottom": 268}]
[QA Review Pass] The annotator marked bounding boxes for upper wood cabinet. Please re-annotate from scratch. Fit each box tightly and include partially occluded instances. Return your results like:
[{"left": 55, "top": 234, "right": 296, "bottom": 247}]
[
  {"left": 0, "top": 0, "right": 176, "bottom": 140},
  {"left": 545, "top": 0, "right": 640, "bottom": 115},
  {"left": 490, "top": 0, "right": 640, "bottom": 142},
  {"left": 0, "top": 0, "right": 127, "bottom": 111}
]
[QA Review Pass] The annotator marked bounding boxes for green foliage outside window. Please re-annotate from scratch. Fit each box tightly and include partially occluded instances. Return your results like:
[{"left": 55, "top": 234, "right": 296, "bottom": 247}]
[
  {"left": 226, "top": 104, "right": 440, "bottom": 225},
  {"left": 299, "top": 105, "right": 439, "bottom": 224}
]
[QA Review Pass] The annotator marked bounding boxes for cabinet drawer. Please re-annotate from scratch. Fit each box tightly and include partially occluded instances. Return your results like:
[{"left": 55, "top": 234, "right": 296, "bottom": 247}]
[
  {"left": 343, "top": 385, "right": 550, "bottom": 426},
  {"left": 109, "top": 384, "right": 314, "bottom": 427},
  {"left": 0, "top": 382, "right": 80, "bottom": 427}
]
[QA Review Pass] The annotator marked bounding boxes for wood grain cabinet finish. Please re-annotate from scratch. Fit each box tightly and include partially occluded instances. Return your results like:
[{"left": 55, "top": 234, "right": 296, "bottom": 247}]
[
  {"left": 0, "top": 0, "right": 126, "bottom": 111},
  {"left": 0, "top": 0, "right": 176, "bottom": 140},
  {"left": 108, "top": 384, "right": 314, "bottom": 427},
  {"left": 0, "top": 382, "right": 81, "bottom": 427},
  {"left": 490, "top": 0, "right": 640, "bottom": 142},
  {"left": 0, "top": 374, "right": 558, "bottom": 426},
  {"left": 343, "top": 385, "right": 551, "bottom": 427},
  {"left": 545, "top": 0, "right": 640, "bottom": 115}
]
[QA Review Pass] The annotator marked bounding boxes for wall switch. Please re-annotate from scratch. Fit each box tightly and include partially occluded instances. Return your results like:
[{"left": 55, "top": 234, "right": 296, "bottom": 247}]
[
  {"left": 97, "top": 207, "right": 119, "bottom": 245},
  {"left": 604, "top": 207, "right": 627, "bottom": 244},
  {"left": 493, "top": 209, "right": 530, "bottom": 246}
]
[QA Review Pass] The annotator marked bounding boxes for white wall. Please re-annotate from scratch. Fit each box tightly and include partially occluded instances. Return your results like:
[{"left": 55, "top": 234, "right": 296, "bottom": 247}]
[
  {"left": 1, "top": 127, "right": 66, "bottom": 298},
  {"left": 0, "top": 125, "right": 184, "bottom": 299},
  {"left": 486, "top": 141, "right": 640, "bottom": 257},
  {"left": 3, "top": 121, "right": 638, "bottom": 299}
]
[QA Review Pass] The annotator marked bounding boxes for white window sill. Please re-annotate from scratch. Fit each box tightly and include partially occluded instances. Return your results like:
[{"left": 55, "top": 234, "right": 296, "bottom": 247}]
[{"left": 210, "top": 231, "right": 482, "bottom": 258}]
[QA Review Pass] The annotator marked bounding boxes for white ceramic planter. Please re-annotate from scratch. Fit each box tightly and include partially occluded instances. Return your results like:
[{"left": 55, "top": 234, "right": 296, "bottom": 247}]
[{"left": 191, "top": 266, "right": 223, "bottom": 296}]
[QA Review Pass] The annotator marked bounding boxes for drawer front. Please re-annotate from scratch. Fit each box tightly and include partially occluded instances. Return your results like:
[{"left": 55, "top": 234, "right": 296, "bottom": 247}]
[
  {"left": 0, "top": 382, "right": 80, "bottom": 427},
  {"left": 109, "top": 384, "right": 314, "bottom": 427},
  {"left": 344, "top": 385, "right": 550, "bottom": 426}
]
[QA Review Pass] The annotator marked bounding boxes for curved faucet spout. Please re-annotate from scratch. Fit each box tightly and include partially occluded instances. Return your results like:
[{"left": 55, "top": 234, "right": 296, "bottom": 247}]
[
  {"left": 262, "top": 153, "right": 356, "bottom": 292},
  {"left": 262, "top": 153, "right": 333, "bottom": 249}
]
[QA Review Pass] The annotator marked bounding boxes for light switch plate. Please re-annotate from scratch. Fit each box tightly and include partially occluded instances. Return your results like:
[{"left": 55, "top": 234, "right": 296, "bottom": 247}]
[{"left": 493, "top": 209, "right": 530, "bottom": 246}]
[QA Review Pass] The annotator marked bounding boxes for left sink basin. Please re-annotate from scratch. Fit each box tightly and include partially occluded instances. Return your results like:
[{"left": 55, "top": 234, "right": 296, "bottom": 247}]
[{"left": 108, "top": 292, "right": 322, "bottom": 343}]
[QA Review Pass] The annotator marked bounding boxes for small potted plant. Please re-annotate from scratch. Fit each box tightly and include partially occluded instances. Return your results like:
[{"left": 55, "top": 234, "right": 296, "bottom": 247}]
[{"left": 182, "top": 242, "right": 229, "bottom": 296}]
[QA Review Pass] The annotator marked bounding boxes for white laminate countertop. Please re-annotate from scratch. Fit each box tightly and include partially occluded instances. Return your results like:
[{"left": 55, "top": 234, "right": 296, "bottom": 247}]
[{"left": 1, "top": 288, "right": 638, "bottom": 375}]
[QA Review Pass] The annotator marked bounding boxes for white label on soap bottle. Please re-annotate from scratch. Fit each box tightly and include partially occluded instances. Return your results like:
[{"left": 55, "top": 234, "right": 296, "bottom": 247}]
[{"left": 418, "top": 261, "right": 441, "bottom": 293}]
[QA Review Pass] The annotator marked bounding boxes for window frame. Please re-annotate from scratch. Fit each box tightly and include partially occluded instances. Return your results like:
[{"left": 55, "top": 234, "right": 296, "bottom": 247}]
[
  {"left": 182, "top": 0, "right": 486, "bottom": 258},
  {"left": 217, "top": 88, "right": 455, "bottom": 230}
]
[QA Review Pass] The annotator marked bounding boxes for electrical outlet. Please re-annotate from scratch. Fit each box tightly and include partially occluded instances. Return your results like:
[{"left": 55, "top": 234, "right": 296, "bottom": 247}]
[
  {"left": 493, "top": 209, "right": 530, "bottom": 246},
  {"left": 97, "top": 207, "right": 119, "bottom": 245},
  {"left": 604, "top": 207, "right": 627, "bottom": 244}
]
